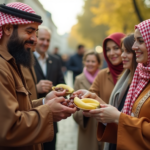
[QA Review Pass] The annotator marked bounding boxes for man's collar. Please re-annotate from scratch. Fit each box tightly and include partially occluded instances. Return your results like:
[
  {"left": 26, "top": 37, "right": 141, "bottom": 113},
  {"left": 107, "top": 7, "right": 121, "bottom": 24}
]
[
  {"left": 34, "top": 51, "right": 48, "bottom": 60},
  {"left": 0, "top": 45, "right": 14, "bottom": 61}
]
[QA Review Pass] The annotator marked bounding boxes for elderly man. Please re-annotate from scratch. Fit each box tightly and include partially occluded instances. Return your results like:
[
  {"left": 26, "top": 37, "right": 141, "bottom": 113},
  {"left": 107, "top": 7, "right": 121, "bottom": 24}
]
[
  {"left": 0, "top": 2, "right": 76, "bottom": 150},
  {"left": 34, "top": 26, "right": 65, "bottom": 150}
]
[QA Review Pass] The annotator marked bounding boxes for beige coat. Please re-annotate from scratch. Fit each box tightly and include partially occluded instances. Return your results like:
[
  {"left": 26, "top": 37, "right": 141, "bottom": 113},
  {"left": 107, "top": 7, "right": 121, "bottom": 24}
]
[
  {"left": 97, "top": 82, "right": 150, "bottom": 150},
  {"left": 0, "top": 46, "right": 54, "bottom": 150},
  {"left": 90, "top": 68, "right": 114, "bottom": 103},
  {"left": 89, "top": 68, "right": 115, "bottom": 149},
  {"left": 73, "top": 73, "right": 99, "bottom": 150}
]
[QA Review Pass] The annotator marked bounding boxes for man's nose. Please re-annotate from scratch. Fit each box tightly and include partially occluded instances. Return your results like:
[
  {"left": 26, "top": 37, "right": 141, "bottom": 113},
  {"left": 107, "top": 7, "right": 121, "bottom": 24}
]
[{"left": 30, "top": 32, "right": 37, "bottom": 42}]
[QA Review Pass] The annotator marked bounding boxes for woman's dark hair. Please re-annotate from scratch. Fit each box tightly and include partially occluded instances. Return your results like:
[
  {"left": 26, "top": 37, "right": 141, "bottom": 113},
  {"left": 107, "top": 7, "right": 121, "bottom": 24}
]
[
  {"left": 121, "top": 33, "right": 137, "bottom": 84},
  {"left": 83, "top": 50, "right": 101, "bottom": 66}
]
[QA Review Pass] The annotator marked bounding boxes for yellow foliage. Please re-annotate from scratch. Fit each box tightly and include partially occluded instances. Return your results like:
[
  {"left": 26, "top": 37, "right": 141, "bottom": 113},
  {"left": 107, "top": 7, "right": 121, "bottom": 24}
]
[
  {"left": 68, "top": 0, "right": 150, "bottom": 49},
  {"left": 91, "top": 0, "right": 150, "bottom": 34}
]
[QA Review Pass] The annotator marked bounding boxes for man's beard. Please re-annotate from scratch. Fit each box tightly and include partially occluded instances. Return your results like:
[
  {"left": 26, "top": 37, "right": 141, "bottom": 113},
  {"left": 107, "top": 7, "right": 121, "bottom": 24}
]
[{"left": 7, "top": 27, "right": 34, "bottom": 68}]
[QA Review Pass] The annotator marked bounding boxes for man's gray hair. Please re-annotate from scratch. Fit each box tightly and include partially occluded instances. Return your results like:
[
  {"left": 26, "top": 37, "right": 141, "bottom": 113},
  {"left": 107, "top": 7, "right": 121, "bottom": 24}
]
[{"left": 38, "top": 26, "right": 51, "bottom": 34}]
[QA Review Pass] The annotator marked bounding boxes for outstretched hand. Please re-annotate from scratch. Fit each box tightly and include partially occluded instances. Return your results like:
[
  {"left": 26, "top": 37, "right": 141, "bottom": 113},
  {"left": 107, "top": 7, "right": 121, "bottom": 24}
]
[
  {"left": 73, "top": 89, "right": 105, "bottom": 104},
  {"left": 44, "top": 90, "right": 66, "bottom": 104},
  {"left": 83, "top": 104, "right": 121, "bottom": 124},
  {"left": 46, "top": 97, "right": 76, "bottom": 122}
]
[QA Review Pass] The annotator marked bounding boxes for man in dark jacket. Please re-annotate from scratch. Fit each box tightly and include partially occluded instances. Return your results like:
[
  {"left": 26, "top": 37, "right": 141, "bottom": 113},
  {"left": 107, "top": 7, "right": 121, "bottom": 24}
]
[
  {"left": 34, "top": 26, "right": 65, "bottom": 150},
  {"left": 67, "top": 44, "right": 85, "bottom": 82}
]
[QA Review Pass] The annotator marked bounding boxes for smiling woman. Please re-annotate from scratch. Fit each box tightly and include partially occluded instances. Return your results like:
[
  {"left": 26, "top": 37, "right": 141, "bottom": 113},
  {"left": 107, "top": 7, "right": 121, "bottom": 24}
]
[
  {"left": 73, "top": 50, "right": 101, "bottom": 150},
  {"left": 132, "top": 29, "right": 148, "bottom": 64},
  {"left": 106, "top": 40, "right": 122, "bottom": 66}
]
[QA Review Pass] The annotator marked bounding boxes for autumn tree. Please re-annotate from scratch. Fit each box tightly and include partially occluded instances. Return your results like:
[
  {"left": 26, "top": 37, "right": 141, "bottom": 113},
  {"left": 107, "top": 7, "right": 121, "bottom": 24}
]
[
  {"left": 68, "top": 0, "right": 150, "bottom": 50},
  {"left": 68, "top": 0, "right": 109, "bottom": 49},
  {"left": 91, "top": 0, "right": 150, "bottom": 34}
]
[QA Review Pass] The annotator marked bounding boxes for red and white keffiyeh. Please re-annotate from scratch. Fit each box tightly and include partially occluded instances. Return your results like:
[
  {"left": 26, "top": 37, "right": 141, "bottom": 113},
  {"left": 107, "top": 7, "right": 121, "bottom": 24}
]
[
  {"left": 122, "top": 19, "right": 150, "bottom": 115},
  {"left": 0, "top": 2, "right": 36, "bottom": 39}
]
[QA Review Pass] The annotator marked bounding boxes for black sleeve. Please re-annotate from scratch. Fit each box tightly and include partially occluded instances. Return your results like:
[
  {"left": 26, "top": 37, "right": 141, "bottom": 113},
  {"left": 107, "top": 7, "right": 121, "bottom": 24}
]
[{"left": 57, "top": 58, "right": 65, "bottom": 84}]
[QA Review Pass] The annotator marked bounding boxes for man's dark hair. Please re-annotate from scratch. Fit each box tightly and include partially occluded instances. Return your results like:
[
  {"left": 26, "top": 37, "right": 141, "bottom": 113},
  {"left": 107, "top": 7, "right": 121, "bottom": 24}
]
[{"left": 77, "top": 44, "right": 84, "bottom": 50}]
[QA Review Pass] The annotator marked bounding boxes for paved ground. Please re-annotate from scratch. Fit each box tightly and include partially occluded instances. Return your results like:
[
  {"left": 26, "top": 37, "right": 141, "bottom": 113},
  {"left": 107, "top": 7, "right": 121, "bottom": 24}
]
[{"left": 56, "top": 71, "right": 78, "bottom": 150}]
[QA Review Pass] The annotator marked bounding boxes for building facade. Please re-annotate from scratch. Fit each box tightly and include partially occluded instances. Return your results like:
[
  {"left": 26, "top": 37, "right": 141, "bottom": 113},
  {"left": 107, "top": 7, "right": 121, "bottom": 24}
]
[{"left": 2, "top": 0, "right": 71, "bottom": 55}]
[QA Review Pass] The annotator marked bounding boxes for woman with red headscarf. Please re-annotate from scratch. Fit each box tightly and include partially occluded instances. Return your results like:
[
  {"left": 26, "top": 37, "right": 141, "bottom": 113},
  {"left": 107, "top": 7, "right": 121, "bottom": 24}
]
[
  {"left": 90, "top": 33, "right": 125, "bottom": 104},
  {"left": 81, "top": 19, "right": 150, "bottom": 150}
]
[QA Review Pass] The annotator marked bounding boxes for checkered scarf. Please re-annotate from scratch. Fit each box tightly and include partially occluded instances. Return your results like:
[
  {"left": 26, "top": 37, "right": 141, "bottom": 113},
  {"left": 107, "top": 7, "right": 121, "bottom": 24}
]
[
  {"left": 0, "top": 2, "right": 36, "bottom": 39},
  {"left": 122, "top": 19, "right": 150, "bottom": 115}
]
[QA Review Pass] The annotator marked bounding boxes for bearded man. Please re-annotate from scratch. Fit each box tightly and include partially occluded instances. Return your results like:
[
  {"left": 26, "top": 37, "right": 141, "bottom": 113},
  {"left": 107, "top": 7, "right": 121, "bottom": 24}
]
[{"left": 0, "top": 2, "right": 76, "bottom": 150}]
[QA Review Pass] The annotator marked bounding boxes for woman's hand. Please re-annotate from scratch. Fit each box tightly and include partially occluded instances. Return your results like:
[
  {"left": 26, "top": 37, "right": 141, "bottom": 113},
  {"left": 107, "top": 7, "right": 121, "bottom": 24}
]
[
  {"left": 73, "top": 89, "right": 103, "bottom": 103},
  {"left": 83, "top": 104, "right": 121, "bottom": 124}
]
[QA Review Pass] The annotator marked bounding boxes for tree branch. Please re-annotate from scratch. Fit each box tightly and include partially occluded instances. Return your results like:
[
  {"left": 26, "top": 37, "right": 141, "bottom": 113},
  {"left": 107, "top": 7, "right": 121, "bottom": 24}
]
[{"left": 132, "top": 0, "right": 143, "bottom": 22}]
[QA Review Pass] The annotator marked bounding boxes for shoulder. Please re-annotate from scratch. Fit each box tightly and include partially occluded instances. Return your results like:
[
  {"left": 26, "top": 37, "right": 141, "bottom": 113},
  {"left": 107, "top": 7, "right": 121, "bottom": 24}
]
[
  {"left": 49, "top": 54, "right": 60, "bottom": 61},
  {"left": 0, "top": 57, "right": 14, "bottom": 80},
  {"left": 0, "top": 57, "right": 13, "bottom": 73},
  {"left": 75, "top": 73, "right": 85, "bottom": 81},
  {"left": 70, "top": 54, "right": 77, "bottom": 58},
  {"left": 97, "top": 68, "right": 109, "bottom": 77}
]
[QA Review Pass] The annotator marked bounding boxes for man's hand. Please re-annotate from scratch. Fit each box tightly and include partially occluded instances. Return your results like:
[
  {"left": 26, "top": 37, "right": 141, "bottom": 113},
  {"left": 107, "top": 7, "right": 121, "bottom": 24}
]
[
  {"left": 44, "top": 90, "right": 66, "bottom": 104},
  {"left": 46, "top": 97, "right": 76, "bottom": 122},
  {"left": 36, "top": 80, "right": 53, "bottom": 93}
]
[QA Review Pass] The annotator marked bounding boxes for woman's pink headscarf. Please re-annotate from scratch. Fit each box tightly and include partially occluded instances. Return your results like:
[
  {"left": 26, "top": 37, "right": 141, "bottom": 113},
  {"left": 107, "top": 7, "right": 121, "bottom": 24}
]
[
  {"left": 123, "top": 19, "right": 150, "bottom": 115},
  {"left": 103, "top": 33, "right": 125, "bottom": 84}
]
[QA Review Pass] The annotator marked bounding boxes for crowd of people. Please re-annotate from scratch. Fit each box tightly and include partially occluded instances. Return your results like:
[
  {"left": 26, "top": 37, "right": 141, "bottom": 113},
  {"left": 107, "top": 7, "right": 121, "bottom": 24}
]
[{"left": 0, "top": 1, "right": 150, "bottom": 150}]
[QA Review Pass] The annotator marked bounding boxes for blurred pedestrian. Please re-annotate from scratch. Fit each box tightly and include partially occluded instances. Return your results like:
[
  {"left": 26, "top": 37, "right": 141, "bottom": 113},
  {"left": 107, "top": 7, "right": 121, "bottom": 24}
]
[
  {"left": 61, "top": 54, "right": 69, "bottom": 76},
  {"left": 67, "top": 44, "right": 85, "bottom": 82},
  {"left": 53, "top": 47, "right": 62, "bottom": 63},
  {"left": 53, "top": 47, "right": 67, "bottom": 75},
  {"left": 73, "top": 50, "right": 101, "bottom": 150},
  {"left": 0, "top": 2, "right": 76, "bottom": 150},
  {"left": 34, "top": 26, "right": 65, "bottom": 150}
]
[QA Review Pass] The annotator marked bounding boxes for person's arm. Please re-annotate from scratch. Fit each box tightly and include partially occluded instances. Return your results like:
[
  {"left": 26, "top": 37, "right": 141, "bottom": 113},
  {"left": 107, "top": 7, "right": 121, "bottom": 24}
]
[
  {"left": 117, "top": 113, "right": 150, "bottom": 149},
  {"left": 0, "top": 69, "right": 54, "bottom": 146},
  {"left": 0, "top": 69, "right": 76, "bottom": 147},
  {"left": 32, "top": 98, "right": 43, "bottom": 107},
  {"left": 83, "top": 104, "right": 120, "bottom": 144}
]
